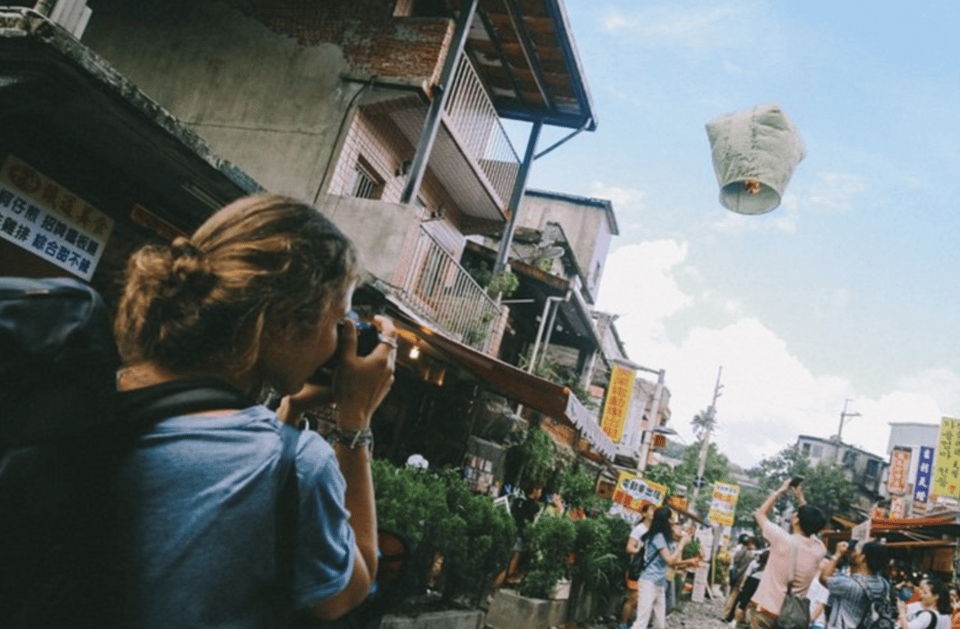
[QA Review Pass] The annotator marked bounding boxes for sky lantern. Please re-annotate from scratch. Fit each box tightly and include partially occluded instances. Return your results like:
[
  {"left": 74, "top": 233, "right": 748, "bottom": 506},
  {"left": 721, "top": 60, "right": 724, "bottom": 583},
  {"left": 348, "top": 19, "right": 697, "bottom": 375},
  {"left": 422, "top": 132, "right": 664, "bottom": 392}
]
[{"left": 705, "top": 104, "right": 806, "bottom": 215}]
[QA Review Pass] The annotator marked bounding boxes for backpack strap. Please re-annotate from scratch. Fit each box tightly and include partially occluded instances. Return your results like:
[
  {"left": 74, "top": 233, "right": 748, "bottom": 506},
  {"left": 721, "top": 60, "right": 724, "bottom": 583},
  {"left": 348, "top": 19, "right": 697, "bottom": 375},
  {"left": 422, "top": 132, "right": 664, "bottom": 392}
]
[
  {"left": 786, "top": 536, "right": 798, "bottom": 594},
  {"left": 120, "top": 376, "right": 253, "bottom": 426},
  {"left": 924, "top": 610, "right": 938, "bottom": 629},
  {"left": 274, "top": 423, "right": 300, "bottom": 618}
]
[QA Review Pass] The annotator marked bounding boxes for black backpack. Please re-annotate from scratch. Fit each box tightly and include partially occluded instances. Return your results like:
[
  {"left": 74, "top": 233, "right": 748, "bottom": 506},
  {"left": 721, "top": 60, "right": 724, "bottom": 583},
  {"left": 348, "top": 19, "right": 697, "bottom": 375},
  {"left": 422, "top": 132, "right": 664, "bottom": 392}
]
[
  {"left": 0, "top": 277, "right": 414, "bottom": 628},
  {"left": 855, "top": 576, "right": 899, "bottom": 629},
  {"left": 0, "top": 277, "right": 263, "bottom": 627}
]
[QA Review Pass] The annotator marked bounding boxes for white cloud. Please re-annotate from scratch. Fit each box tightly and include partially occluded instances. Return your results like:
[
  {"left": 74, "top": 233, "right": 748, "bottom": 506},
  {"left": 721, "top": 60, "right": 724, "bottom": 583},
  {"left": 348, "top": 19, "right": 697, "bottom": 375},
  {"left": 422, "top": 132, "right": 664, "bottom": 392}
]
[
  {"left": 807, "top": 172, "right": 868, "bottom": 212},
  {"left": 600, "top": 5, "right": 743, "bottom": 51},
  {"left": 595, "top": 240, "right": 693, "bottom": 349},
  {"left": 590, "top": 182, "right": 647, "bottom": 215},
  {"left": 595, "top": 238, "right": 960, "bottom": 469},
  {"left": 896, "top": 369, "right": 960, "bottom": 414}
]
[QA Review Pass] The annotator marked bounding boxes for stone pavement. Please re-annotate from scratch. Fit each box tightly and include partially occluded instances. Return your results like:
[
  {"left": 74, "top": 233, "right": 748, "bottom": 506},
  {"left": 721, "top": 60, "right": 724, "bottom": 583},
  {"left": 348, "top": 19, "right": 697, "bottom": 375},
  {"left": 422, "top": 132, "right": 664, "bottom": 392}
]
[{"left": 663, "top": 596, "right": 728, "bottom": 629}]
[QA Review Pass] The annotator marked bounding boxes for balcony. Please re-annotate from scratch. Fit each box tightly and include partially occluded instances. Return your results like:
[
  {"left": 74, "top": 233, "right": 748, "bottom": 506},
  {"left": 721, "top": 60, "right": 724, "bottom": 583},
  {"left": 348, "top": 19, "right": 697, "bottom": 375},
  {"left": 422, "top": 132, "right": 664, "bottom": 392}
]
[
  {"left": 377, "top": 53, "right": 521, "bottom": 223},
  {"left": 397, "top": 226, "right": 504, "bottom": 352}
]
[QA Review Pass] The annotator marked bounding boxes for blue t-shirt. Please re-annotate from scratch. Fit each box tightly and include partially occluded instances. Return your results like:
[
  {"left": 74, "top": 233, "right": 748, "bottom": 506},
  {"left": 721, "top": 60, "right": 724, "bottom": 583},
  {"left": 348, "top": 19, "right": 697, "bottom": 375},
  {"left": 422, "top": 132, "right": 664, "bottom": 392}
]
[
  {"left": 115, "top": 405, "right": 356, "bottom": 628},
  {"left": 640, "top": 532, "right": 673, "bottom": 586}
]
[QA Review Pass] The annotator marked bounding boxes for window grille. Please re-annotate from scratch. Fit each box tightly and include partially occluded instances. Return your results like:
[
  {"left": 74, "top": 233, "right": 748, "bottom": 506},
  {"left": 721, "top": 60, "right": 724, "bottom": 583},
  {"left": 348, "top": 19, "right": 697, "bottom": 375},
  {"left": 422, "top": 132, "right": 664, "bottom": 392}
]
[{"left": 352, "top": 161, "right": 382, "bottom": 200}]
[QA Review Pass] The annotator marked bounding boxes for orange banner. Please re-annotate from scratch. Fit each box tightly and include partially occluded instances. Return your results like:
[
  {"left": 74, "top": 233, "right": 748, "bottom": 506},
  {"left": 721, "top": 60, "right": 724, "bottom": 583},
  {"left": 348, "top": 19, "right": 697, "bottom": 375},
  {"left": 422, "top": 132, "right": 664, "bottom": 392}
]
[
  {"left": 888, "top": 447, "right": 911, "bottom": 495},
  {"left": 600, "top": 362, "right": 635, "bottom": 443}
]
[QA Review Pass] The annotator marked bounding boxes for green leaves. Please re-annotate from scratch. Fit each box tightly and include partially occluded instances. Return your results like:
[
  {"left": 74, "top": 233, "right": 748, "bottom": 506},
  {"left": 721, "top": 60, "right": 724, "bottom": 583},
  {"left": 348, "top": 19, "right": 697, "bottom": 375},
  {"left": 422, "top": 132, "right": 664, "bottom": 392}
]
[{"left": 371, "top": 460, "right": 516, "bottom": 606}]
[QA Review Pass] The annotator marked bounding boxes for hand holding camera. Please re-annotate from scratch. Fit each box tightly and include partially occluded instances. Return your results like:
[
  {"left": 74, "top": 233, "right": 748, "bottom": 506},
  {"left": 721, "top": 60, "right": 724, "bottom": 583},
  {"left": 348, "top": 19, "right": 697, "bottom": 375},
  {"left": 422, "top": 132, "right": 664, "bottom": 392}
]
[
  {"left": 331, "top": 313, "right": 397, "bottom": 432},
  {"left": 282, "top": 311, "right": 396, "bottom": 431},
  {"left": 308, "top": 311, "right": 381, "bottom": 385}
]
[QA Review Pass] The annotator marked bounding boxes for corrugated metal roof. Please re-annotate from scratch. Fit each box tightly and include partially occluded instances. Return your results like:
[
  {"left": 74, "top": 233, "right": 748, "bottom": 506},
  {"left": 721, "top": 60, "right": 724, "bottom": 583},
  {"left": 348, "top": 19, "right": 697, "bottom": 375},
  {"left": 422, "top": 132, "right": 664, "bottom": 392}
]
[{"left": 465, "top": 0, "right": 596, "bottom": 130}]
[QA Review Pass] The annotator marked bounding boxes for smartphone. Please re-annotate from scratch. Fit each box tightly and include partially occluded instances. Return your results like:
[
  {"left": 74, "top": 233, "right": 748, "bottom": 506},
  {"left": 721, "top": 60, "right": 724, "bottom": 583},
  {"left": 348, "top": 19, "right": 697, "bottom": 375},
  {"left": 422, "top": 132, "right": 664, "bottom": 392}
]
[{"left": 789, "top": 476, "right": 804, "bottom": 488}]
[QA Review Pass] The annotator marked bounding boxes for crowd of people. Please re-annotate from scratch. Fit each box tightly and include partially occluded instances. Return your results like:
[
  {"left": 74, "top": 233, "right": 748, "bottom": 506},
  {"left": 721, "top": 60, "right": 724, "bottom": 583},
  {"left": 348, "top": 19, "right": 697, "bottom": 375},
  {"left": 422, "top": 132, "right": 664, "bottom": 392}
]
[
  {"left": 618, "top": 478, "right": 960, "bottom": 629},
  {"left": 700, "top": 478, "right": 960, "bottom": 629}
]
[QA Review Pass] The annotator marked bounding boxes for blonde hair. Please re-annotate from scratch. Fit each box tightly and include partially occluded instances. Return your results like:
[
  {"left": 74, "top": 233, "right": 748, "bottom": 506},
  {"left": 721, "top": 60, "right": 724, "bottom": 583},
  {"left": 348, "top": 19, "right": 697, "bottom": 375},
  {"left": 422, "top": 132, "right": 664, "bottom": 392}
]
[{"left": 114, "top": 195, "right": 358, "bottom": 384}]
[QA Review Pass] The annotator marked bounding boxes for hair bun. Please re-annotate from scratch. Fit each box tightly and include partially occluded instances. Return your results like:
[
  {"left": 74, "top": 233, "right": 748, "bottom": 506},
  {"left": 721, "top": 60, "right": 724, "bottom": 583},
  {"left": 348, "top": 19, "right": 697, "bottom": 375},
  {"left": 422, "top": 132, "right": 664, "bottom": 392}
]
[{"left": 169, "top": 236, "right": 216, "bottom": 297}]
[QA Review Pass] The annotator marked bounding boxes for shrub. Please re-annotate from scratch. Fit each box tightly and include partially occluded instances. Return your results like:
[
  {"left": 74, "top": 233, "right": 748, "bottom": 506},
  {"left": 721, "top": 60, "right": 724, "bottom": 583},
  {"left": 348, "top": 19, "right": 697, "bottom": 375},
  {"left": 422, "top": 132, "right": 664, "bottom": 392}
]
[
  {"left": 518, "top": 514, "right": 576, "bottom": 599},
  {"left": 518, "top": 511, "right": 631, "bottom": 605},
  {"left": 371, "top": 460, "right": 516, "bottom": 608},
  {"left": 557, "top": 464, "right": 602, "bottom": 513}
]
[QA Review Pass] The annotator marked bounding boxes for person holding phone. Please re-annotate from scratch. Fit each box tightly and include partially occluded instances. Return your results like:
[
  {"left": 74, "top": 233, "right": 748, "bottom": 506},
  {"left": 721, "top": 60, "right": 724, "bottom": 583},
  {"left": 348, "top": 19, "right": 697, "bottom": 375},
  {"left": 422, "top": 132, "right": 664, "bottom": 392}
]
[
  {"left": 747, "top": 478, "right": 827, "bottom": 629},
  {"left": 818, "top": 540, "right": 890, "bottom": 629},
  {"left": 629, "top": 507, "right": 694, "bottom": 629}
]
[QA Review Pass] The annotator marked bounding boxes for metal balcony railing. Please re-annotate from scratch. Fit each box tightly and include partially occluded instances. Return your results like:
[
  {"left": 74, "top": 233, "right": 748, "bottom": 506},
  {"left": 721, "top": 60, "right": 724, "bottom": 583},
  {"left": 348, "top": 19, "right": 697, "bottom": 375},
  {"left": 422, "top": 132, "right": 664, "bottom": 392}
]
[
  {"left": 444, "top": 53, "right": 520, "bottom": 207},
  {"left": 399, "top": 226, "right": 503, "bottom": 352}
]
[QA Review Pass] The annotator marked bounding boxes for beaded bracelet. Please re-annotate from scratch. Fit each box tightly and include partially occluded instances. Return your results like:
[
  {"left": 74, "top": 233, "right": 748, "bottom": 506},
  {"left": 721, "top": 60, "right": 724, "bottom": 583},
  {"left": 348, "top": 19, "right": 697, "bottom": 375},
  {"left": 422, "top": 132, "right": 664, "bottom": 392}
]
[{"left": 329, "top": 427, "right": 374, "bottom": 450}]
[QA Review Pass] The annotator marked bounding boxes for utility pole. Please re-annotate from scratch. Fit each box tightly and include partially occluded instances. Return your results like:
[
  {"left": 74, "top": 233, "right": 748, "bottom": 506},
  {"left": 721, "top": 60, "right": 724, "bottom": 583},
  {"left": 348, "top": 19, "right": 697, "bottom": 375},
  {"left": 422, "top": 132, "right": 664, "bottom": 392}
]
[
  {"left": 636, "top": 367, "right": 666, "bottom": 473},
  {"left": 834, "top": 398, "right": 861, "bottom": 462},
  {"left": 690, "top": 366, "right": 723, "bottom": 509}
]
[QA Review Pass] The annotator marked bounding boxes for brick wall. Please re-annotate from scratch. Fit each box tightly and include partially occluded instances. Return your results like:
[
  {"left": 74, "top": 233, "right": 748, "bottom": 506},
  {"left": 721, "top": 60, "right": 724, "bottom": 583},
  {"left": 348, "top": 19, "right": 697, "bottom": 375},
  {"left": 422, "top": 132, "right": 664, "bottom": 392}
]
[{"left": 241, "top": 0, "right": 452, "bottom": 87}]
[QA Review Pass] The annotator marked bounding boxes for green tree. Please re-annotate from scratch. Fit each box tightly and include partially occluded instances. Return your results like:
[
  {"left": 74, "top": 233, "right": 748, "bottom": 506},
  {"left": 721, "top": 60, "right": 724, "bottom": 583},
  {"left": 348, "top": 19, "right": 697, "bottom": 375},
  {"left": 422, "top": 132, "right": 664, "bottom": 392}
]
[
  {"left": 557, "top": 463, "right": 602, "bottom": 512},
  {"left": 749, "top": 446, "right": 811, "bottom": 493},
  {"left": 676, "top": 440, "right": 731, "bottom": 515},
  {"left": 504, "top": 427, "right": 559, "bottom": 490},
  {"left": 744, "top": 446, "right": 856, "bottom": 529},
  {"left": 733, "top": 484, "right": 765, "bottom": 531},
  {"left": 643, "top": 463, "right": 681, "bottom": 496},
  {"left": 804, "top": 462, "right": 857, "bottom": 522},
  {"left": 691, "top": 408, "right": 715, "bottom": 441}
]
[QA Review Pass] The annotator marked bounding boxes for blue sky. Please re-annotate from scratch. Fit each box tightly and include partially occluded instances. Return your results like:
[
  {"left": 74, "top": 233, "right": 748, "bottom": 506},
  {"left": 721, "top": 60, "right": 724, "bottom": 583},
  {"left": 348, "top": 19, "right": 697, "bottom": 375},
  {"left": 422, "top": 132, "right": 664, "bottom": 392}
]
[{"left": 514, "top": 1, "right": 960, "bottom": 468}]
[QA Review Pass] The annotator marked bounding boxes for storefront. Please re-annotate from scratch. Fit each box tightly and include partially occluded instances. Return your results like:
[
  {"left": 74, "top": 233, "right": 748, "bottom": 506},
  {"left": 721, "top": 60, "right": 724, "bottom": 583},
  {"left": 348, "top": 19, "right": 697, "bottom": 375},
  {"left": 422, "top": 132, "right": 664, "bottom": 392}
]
[{"left": 0, "top": 10, "right": 256, "bottom": 290}]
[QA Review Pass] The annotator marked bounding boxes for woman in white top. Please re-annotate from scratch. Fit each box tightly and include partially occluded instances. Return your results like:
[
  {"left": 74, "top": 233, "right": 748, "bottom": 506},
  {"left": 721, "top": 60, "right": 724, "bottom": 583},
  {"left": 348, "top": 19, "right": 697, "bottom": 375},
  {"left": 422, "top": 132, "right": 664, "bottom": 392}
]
[{"left": 898, "top": 577, "right": 952, "bottom": 629}]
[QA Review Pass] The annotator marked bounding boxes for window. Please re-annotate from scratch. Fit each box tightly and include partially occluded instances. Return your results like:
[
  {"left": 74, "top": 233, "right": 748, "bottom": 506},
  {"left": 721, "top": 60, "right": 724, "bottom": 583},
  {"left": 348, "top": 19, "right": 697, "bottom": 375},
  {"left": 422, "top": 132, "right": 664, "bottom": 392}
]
[
  {"left": 811, "top": 444, "right": 823, "bottom": 458},
  {"left": 351, "top": 158, "right": 383, "bottom": 200},
  {"left": 801, "top": 442, "right": 811, "bottom": 455},
  {"left": 866, "top": 459, "right": 880, "bottom": 477}
]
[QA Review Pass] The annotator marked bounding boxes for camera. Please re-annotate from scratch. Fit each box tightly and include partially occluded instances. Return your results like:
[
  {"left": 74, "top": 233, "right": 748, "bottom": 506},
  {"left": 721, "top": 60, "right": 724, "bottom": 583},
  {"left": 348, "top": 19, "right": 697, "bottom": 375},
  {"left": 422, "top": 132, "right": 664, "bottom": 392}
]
[{"left": 308, "top": 310, "right": 380, "bottom": 384}]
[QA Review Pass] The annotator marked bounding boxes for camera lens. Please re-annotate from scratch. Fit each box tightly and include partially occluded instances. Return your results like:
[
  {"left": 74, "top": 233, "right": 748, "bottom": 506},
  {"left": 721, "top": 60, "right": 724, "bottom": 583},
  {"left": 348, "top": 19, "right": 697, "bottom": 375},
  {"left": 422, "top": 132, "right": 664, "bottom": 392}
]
[{"left": 307, "top": 310, "right": 378, "bottom": 384}]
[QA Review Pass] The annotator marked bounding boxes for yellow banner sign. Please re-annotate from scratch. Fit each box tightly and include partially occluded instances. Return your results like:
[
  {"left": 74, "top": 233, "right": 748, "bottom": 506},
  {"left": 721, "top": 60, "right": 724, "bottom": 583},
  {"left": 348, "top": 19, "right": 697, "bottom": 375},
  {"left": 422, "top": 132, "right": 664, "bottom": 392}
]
[
  {"left": 600, "top": 362, "right": 635, "bottom": 443},
  {"left": 612, "top": 471, "right": 667, "bottom": 513},
  {"left": 933, "top": 417, "right": 960, "bottom": 496},
  {"left": 708, "top": 482, "right": 740, "bottom": 527}
]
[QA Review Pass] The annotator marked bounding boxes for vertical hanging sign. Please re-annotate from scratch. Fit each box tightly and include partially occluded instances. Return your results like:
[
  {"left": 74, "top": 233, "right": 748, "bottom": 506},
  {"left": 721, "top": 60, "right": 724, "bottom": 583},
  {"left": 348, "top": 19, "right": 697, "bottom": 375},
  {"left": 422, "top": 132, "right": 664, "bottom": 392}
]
[
  {"left": 600, "top": 361, "right": 635, "bottom": 443},
  {"left": 0, "top": 155, "right": 113, "bottom": 280},
  {"left": 887, "top": 447, "right": 911, "bottom": 495},
  {"left": 933, "top": 417, "right": 960, "bottom": 496},
  {"left": 889, "top": 495, "right": 906, "bottom": 519},
  {"left": 913, "top": 446, "right": 935, "bottom": 514}
]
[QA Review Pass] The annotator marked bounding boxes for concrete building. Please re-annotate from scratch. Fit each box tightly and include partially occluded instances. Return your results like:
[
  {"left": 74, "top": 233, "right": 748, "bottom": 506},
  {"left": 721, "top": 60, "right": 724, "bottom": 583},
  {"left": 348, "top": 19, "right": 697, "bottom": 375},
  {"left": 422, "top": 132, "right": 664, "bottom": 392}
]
[
  {"left": 461, "top": 189, "right": 621, "bottom": 469},
  {"left": 0, "top": 1, "right": 619, "bottom": 481},
  {"left": 796, "top": 434, "right": 887, "bottom": 517}
]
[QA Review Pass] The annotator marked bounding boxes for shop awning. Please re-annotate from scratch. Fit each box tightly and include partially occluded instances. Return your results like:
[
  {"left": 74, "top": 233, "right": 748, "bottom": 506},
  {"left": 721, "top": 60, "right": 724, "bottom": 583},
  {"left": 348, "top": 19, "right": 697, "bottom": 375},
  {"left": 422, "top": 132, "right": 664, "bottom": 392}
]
[
  {"left": 871, "top": 515, "right": 957, "bottom": 531},
  {"left": 389, "top": 300, "right": 615, "bottom": 459},
  {"left": 0, "top": 9, "right": 260, "bottom": 234}
]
